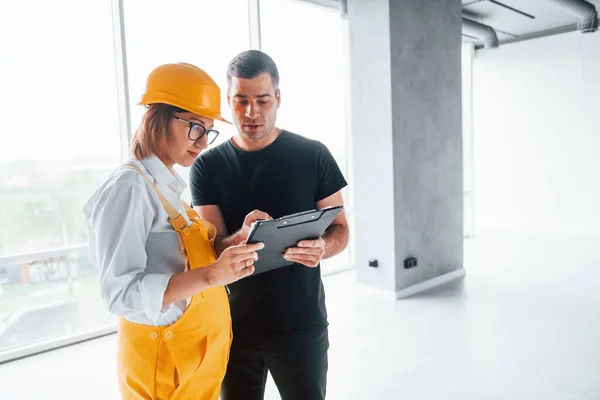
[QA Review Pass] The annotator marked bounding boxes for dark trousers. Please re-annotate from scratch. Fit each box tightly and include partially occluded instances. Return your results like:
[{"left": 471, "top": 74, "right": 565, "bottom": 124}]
[{"left": 221, "top": 327, "right": 329, "bottom": 400}]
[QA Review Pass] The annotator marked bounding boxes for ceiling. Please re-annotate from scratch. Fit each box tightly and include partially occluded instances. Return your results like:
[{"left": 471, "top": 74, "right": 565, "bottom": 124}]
[{"left": 462, "top": 0, "right": 600, "bottom": 45}]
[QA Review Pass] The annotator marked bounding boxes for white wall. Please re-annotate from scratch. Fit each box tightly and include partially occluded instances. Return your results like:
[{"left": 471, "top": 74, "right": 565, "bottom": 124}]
[{"left": 472, "top": 31, "right": 600, "bottom": 236}]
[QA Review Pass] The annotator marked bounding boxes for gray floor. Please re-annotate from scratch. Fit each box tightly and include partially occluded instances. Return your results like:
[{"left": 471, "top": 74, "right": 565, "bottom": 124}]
[{"left": 1, "top": 233, "right": 599, "bottom": 399}]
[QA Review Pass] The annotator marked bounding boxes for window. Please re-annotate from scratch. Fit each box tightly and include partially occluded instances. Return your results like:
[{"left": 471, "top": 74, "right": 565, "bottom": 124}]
[
  {"left": 260, "top": 0, "right": 352, "bottom": 273},
  {"left": 0, "top": 0, "right": 353, "bottom": 363},
  {"left": 0, "top": 0, "right": 121, "bottom": 356},
  {"left": 124, "top": 0, "right": 251, "bottom": 201}
]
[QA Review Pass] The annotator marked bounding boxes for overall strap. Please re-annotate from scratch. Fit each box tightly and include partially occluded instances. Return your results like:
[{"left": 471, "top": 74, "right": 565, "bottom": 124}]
[
  {"left": 181, "top": 201, "right": 194, "bottom": 212},
  {"left": 116, "top": 164, "right": 187, "bottom": 229}
]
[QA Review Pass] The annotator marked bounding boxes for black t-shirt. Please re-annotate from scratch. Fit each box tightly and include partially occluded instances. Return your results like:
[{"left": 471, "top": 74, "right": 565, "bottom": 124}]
[{"left": 190, "top": 130, "right": 347, "bottom": 333}]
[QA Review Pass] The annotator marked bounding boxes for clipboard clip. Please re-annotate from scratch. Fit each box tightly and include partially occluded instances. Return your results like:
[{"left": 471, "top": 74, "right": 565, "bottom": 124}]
[{"left": 276, "top": 210, "right": 323, "bottom": 229}]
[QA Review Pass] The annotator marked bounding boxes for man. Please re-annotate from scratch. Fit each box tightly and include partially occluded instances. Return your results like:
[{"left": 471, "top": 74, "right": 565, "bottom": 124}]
[{"left": 190, "top": 50, "right": 349, "bottom": 400}]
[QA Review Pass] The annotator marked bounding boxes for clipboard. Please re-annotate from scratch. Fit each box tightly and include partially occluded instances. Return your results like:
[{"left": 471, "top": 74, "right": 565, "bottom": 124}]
[{"left": 246, "top": 205, "right": 343, "bottom": 275}]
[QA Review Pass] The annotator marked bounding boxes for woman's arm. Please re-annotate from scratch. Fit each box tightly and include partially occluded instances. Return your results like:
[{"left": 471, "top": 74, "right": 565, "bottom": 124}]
[
  {"left": 86, "top": 182, "right": 173, "bottom": 323},
  {"left": 86, "top": 181, "right": 263, "bottom": 322}
]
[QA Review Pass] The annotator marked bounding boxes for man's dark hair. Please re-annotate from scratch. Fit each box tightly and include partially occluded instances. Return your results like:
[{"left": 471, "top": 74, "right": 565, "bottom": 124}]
[{"left": 226, "top": 50, "right": 280, "bottom": 90}]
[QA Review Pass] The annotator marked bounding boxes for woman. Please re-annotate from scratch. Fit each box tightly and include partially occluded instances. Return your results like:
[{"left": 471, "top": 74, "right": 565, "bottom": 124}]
[{"left": 84, "top": 62, "right": 263, "bottom": 399}]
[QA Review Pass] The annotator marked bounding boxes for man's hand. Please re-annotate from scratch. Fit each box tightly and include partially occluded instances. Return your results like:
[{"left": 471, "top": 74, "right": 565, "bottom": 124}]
[
  {"left": 283, "top": 238, "right": 326, "bottom": 268},
  {"left": 210, "top": 209, "right": 272, "bottom": 257},
  {"left": 241, "top": 210, "right": 272, "bottom": 240}
]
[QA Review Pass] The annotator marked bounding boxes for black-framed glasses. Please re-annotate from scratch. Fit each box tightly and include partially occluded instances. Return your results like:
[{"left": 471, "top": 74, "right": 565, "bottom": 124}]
[{"left": 172, "top": 116, "right": 220, "bottom": 144}]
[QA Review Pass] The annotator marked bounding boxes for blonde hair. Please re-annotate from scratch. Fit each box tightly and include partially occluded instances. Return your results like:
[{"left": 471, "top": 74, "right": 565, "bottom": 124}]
[{"left": 130, "top": 103, "right": 185, "bottom": 160}]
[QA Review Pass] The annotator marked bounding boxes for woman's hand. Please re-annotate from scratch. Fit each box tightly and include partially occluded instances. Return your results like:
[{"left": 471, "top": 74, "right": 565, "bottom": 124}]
[
  {"left": 207, "top": 241, "right": 264, "bottom": 286},
  {"left": 163, "top": 241, "right": 263, "bottom": 307}
]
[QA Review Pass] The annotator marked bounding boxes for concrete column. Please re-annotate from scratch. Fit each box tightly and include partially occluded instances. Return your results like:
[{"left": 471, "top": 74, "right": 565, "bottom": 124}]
[{"left": 348, "top": 0, "right": 464, "bottom": 297}]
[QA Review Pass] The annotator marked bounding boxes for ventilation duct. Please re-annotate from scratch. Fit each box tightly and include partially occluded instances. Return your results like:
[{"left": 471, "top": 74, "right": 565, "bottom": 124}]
[
  {"left": 548, "top": 0, "right": 599, "bottom": 33},
  {"left": 462, "top": 17, "right": 499, "bottom": 48}
]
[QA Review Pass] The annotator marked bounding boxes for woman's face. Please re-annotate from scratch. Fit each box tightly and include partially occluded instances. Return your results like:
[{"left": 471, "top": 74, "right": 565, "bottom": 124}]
[{"left": 163, "top": 111, "right": 215, "bottom": 169}]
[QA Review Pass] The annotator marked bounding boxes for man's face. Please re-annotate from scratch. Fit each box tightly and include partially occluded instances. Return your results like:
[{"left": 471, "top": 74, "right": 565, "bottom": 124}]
[{"left": 228, "top": 72, "right": 280, "bottom": 142}]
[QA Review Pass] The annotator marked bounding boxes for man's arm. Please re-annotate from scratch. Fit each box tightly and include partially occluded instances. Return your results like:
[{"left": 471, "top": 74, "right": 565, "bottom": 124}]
[
  {"left": 283, "top": 190, "right": 349, "bottom": 267},
  {"left": 194, "top": 205, "right": 272, "bottom": 256},
  {"left": 319, "top": 191, "right": 349, "bottom": 259},
  {"left": 193, "top": 205, "right": 236, "bottom": 256}
]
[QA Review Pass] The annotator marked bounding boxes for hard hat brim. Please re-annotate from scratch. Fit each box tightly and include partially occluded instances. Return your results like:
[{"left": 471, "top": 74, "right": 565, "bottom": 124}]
[{"left": 139, "top": 94, "right": 232, "bottom": 125}]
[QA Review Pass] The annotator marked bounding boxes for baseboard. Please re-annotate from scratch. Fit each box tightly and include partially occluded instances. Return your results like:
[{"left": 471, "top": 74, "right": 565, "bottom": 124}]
[
  {"left": 357, "top": 268, "right": 466, "bottom": 300},
  {"left": 395, "top": 268, "right": 466, "bottom": 299}
]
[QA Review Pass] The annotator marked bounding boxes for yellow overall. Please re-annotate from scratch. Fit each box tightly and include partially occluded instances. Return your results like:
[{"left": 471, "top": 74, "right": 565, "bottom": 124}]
[{"left": 116, "top": 165, "right": 232, "bottom": 400}]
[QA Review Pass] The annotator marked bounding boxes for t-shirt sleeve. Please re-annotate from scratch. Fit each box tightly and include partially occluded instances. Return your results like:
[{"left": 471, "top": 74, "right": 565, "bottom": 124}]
[
  {"left": 190, "top": 157, "right": 219, "bottom": 206},
  {"left": 316, "top": 142, "right": 348, "bottom": 201}
]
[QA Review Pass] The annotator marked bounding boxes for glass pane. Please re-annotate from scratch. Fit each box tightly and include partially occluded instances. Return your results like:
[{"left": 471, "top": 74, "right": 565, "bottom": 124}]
[
  {"left": 260, "top": 0, "right": 351, "bottom": 272},
  {"left": 0, "top": 1, "right": 120, "bottom": 353},
  {"left": 124, "top": 0, "right": 250, "bottom": 201}
]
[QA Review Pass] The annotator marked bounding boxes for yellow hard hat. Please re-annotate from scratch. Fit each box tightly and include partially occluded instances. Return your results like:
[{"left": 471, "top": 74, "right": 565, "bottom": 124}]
[{"left": 139, "top": 63, "right": 231, "bottom": 124}]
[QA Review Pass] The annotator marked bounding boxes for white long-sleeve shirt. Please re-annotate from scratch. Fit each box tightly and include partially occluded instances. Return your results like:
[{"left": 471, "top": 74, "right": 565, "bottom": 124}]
[{"left": 83, "top": 155, "right": 192, "bottom": 326}]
